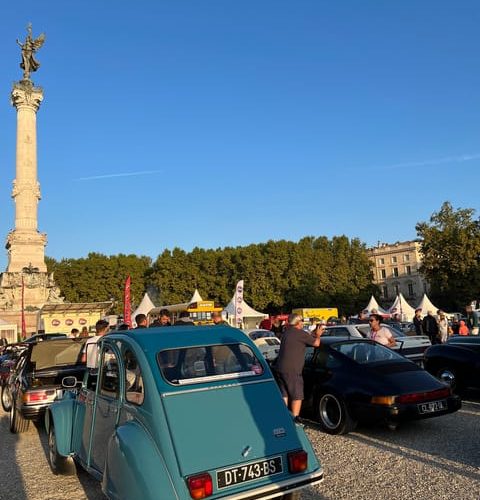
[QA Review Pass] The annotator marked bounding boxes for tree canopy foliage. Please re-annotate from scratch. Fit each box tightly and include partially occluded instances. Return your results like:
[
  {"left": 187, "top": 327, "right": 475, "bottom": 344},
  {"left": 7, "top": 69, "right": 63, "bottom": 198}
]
[
  {"left": 416, "top": 201, "right": 480, "bottom": 310},
  {"left": 47, "top": 236, "right": 376, "bottom": 316}
]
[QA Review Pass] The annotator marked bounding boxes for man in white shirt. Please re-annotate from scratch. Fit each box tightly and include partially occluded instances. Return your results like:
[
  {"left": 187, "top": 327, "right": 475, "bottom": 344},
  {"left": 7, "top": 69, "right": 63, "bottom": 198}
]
[
  {"left": 82, "top": 319, "right": 110, "bottom": 368},
  {"left": 368, "top": 314, "right": 396, "bottom": 348}
]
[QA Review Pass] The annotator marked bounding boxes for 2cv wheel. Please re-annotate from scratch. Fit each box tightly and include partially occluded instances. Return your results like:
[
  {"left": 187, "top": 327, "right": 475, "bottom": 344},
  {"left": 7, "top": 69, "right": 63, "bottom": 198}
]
[{"left": 48, "top": 424, "right": 73, "bottom": 475}]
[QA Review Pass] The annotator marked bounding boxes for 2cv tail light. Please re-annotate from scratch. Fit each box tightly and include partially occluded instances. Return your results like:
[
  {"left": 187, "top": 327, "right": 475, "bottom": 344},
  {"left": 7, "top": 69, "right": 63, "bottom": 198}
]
[
  {"left": 187, "top": 472, "right": 213, "bottom": 499},
  {"left": 288, "top": 450, "right": 308, "bottom": 473}
]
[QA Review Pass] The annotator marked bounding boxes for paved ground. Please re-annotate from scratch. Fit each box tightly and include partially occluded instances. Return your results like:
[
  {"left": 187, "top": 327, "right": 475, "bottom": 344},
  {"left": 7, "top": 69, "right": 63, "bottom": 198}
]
[{"left": 0, "top": 391, "right": 479, "bottom": 500}]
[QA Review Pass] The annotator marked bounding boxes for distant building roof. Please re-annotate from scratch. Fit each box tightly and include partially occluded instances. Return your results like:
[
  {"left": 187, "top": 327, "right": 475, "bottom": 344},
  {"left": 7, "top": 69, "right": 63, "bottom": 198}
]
[{"left": 40, "top": 302, "right": 113, "bottom": 313}]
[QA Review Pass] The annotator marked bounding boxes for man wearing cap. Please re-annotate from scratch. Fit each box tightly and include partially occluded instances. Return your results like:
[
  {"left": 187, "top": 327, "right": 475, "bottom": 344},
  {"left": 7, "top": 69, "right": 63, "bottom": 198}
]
[
  {"left": 274, "top": 313, "right": 324, "bottom": 424},
  {"left": 413, "top": 308, "right": 423, "bottom": 336}
]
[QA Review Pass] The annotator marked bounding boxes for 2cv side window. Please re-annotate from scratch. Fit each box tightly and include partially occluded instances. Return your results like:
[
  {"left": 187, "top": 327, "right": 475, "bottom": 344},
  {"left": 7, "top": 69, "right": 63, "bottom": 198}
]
[
  {"left": 99, "top": 346, "right": 120, "bottom": 398},
  {"left": 124, "top": 349, "right": 144, "bottom": 405},
  {"left": 158, "top": 343, "right": 264, "bottom": 385}
]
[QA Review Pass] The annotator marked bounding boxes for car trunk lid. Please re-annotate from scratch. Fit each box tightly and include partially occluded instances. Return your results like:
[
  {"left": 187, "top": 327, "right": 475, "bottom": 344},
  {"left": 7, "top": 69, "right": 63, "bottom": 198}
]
[{"left": 162, "top": 379, "right": 303, "bottom": 476}]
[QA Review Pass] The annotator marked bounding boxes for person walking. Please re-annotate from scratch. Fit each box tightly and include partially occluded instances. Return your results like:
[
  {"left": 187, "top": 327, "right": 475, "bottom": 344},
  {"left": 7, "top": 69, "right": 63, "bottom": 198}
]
[
  {"left": 437, "top": 311, "right": 449, "bottom": 343},
  {"left": 422, "top": 311, "right": 439, "bottom": 344},
  {"left": 274, "top": 313, "right": 324, "bottom": 423},
  {"left": 82, "top": 319, "right": 110, "bottom": 368},
  {"left": 367, "top": 314, "right": 396, "bottom": 347},
  {"left": 413, "top": 308, "right": 423, "bottom": 335},
  {"left": 465, "top": 304, "right": 479, "bottom": 335}
]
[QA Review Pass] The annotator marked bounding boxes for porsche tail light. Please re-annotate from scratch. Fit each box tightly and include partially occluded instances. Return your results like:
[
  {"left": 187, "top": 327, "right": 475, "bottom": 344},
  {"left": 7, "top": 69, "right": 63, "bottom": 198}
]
[
  {"left": 187, "top": 472, "right": 213, "bottom": 499},
  {"left": 22, "top": 389, "right": 55, "bottom": 403},
  {"left": 396, "top": 387, "right": 450, "bottom": 404},
  {"left": 371, "top": 396, "right": 396, "bottom": 405},
  {"left": 288, "top": 450, "right": 308, "bottom": 473}
]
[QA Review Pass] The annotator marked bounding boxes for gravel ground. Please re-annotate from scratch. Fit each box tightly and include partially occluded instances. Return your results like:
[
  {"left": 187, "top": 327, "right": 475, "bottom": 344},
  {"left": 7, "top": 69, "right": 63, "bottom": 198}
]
[{"left": 0, "top": 393, "right": 479, "bottom": 500}]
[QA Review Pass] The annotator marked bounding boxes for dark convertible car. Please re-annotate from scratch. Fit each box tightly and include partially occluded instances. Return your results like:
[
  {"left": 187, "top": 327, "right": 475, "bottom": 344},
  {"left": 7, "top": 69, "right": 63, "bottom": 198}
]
[
  {"left": 4, "top": 338, "right": 86, "bottom": 433},
  {"left": 300, "top": 337, "right": 461, "bottom": 434},
  {"left": 424, "top": 335, "right": 480, "bottom": 392}
]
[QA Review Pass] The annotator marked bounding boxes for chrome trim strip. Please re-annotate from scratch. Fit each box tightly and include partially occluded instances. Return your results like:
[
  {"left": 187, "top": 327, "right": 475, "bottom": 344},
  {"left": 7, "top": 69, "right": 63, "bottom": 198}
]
[{"left": 161, "top": 378, "right": 276, "bottom": 397}]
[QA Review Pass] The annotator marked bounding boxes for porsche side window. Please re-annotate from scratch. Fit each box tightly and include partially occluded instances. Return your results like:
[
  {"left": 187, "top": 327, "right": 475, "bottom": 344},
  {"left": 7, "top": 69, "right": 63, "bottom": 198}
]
[{"left": 99, "top": 347, "right": 119, "bottom": 398}]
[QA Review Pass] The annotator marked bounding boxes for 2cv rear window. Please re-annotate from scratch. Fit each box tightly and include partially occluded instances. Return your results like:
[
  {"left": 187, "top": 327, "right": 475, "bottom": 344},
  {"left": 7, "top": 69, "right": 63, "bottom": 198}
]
[{"left": 157, "top": 343, "right": 264, "bottom": 385}]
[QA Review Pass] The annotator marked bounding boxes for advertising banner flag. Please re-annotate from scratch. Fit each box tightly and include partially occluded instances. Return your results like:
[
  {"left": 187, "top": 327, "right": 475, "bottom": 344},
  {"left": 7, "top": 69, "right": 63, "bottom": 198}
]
[
  {"left": 234, "top": 280, "right": 244, "bottom": 327},
  {"left": 124, "top": 275, "right": 132, "bottom": 327}
]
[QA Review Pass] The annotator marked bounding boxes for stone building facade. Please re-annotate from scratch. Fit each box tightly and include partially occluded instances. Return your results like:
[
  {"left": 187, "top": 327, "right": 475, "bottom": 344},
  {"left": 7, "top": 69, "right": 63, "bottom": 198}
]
[{"left": 368, "top": 240, "right": 429, "bottom": 305}]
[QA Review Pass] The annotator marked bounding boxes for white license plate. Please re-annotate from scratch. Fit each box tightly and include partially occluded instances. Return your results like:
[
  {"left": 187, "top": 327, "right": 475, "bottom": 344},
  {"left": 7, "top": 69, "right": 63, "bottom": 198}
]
[
  {"left": 417, "top": 399, "right": 447, "bottom": 414},
  {"left": 217, "top": 456, "right": 282, "bottom": 489}
]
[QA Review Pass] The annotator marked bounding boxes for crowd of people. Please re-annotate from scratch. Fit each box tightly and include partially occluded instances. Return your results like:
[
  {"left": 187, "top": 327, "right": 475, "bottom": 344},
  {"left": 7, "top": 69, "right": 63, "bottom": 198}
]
[{"left": 413, "top": 304, "right": 479, "bottom": 344}]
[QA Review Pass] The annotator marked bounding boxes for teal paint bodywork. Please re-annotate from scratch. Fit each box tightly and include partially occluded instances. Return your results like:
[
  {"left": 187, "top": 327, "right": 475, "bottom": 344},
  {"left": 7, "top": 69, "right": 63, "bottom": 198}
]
[{"left": 48, "top": 326, "right": 324, "bottom": 499}]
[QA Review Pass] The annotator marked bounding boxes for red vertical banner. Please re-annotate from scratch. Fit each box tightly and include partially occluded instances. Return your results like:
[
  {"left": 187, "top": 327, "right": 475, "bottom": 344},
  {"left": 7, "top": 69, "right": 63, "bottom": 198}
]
[
  {"left": 124, "top": 275, "right": 132, "bottom": 327},
  {"left": 21, "top": 275, "right": 26, "bottom": 338}
]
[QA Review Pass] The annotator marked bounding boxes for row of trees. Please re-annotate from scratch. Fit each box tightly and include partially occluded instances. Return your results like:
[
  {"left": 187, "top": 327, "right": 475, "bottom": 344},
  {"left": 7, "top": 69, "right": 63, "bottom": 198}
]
[
  {"left": 46, "top": 202, "right": 480, "bottom": 316},
  {"left": 46, "top": 236, "right": 376, "bottom": 316}
]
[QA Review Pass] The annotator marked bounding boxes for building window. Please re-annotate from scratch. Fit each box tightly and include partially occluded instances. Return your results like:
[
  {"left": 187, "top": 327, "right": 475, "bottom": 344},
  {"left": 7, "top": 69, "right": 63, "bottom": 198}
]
[
  {"left": 391, "top": 256, "right": 397, "bottom": 264},
  {"left": 392, "top": 267, "right": 399, "bottom": 277},
  {"left": 404, "top": 254, "right": 410, "bottom": 262},
  {"left": 408, "top": 283, "right": 414, "bottom": 296},
  {"left": 405, "top": 265, "right": 411, "bottom": 275},
  {"left": 382, "top": 286, "right": 388, "bottom": 298},
  {"left": 378, "top": 258, "right": 385, "bottom": 265},
  {"left": 380, "top": 269, "right": 386, "bottom": 279}
]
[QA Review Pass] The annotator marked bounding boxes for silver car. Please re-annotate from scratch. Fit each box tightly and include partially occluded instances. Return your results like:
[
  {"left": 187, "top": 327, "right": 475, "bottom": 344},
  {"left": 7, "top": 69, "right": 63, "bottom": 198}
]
[
  {"left": 324, "top": 324, "right": 431, "bottom": 366},
  {"left": 243, "top": 329, "right": 281, "bottom": 363}
]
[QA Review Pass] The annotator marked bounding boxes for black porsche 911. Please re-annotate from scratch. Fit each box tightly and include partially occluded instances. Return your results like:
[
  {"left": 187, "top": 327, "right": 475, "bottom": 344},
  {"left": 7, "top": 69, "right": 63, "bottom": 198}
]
[
  {"left": 300, "top": 337, "right": 461, "bottom": 434},
  {"left": 424, "top": 335, "right": 480, "bottom": 392}
]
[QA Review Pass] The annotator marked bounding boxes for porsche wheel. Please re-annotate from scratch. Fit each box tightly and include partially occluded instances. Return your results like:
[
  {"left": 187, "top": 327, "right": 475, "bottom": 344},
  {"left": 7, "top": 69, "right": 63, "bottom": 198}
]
[
  {"left": 48, "top": 424, "right": 72, "bottom": 475},
  {"left": 1, "top": 384, "right": 12, "bottom": 412},
  {"left": 317, "top": 392, "right": 357, "bottom": 435},
  {"left": 9, "top": 403, "right": 29, "bottom": 434}
]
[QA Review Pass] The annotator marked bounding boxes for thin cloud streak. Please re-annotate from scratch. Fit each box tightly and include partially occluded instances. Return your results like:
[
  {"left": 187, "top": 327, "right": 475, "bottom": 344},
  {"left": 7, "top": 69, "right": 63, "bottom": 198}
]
[
  {"left": 75, "top": 170, "right": 163, "bottom": 181},
  {"left": 368, "top": 153, "right": 480, "bottom": 171}
]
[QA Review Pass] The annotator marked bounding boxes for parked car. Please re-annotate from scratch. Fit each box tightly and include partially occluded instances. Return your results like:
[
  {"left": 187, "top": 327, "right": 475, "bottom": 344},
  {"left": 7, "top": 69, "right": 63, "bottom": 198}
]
[
  {"left": 324, "top": 324, "right": 431, "bottom": 366},
  {"left": 424, "top": 335, "right": 480, "bottom": 392},
  {"left": 0, "top": 343, "right": 27, "bottom": 387},
  {"left": 243, "top": 328, "right": 281, "bottom": 363},
  {"left": 46, "top": 325, "right": 324, "bottom": 499},
  {"left": 299, "top": 337, "right": 461, "bottom": 434},
  {"left": 6, "top": 338, "right": 86, "bottom": 433}
]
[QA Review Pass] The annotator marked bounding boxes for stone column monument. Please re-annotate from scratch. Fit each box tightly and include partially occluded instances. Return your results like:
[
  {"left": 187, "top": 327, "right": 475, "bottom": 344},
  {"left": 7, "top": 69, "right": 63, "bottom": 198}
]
[{"left": 0, "top": 25, "right": 63, "bottom": 333}]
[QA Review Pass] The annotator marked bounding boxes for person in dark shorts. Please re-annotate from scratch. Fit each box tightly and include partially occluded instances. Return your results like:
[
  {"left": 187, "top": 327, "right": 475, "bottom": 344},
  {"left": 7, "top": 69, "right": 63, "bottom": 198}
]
[{"left": 275, "top": 313, "right": 324, "bottom": 423}]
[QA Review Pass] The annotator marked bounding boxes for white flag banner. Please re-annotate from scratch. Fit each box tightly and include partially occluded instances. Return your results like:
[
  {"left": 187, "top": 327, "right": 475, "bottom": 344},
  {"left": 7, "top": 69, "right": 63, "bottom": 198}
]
[{"left": 234, "top": 280, "right": 244, "bottom": 327}]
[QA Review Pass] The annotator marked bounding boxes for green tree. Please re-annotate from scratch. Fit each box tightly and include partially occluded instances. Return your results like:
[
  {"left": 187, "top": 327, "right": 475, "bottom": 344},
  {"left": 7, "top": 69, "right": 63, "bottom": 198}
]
[{"left": 416, "top": 201, "right": 480, "bottom": 310}]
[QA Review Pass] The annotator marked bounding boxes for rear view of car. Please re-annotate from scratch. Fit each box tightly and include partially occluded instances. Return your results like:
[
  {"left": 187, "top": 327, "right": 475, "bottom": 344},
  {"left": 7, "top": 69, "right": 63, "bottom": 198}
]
[
  {"left": 157, "top": 339, "right": 323, "bottom": 498},
  {"left": 9, "top": 339, "right": 86, "bottom": 433}
]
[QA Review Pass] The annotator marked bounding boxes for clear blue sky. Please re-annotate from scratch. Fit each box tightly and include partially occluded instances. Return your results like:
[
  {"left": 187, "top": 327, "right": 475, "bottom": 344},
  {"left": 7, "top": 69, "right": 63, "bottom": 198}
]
[{"left": 0, "top": 1, "right": 479, "bottom": 270}]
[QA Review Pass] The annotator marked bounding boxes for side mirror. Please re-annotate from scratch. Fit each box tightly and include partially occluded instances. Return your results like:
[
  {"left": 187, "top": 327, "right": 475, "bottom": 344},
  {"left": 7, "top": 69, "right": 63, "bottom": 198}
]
[{"left": 62, "top": 376, "right": 78, "bottom": 388}]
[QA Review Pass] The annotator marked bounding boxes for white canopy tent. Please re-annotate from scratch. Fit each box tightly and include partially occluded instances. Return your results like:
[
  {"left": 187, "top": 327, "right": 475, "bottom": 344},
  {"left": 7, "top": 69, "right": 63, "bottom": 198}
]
[
  {"left": 415, "top": 294, "right": 440, "bottom": 316},
  {"left": 224, "top": 297, "right": 268, "bottom": 329},
  {"left": 149, "top": 289, "right": 205, "bottom": 317},
  {"left": 388, "top": 293, "right": 416, "bottom": 322},
  {"left": 131, "top": 292, "right": 156, "bottom": 327},
  {"left": 363, "top": 295, "right": 389, "bottom": 315}
]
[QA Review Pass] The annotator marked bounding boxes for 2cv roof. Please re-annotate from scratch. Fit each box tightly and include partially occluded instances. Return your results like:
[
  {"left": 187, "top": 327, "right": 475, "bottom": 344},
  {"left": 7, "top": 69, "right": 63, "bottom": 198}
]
[{"left": 107, "top": 324, "right": 252, "bottom": 352}]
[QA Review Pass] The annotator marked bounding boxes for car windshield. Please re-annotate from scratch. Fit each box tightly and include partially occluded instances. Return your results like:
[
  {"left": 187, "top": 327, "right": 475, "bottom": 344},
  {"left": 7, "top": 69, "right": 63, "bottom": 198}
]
[
  {"left": 30, "top": 340, "right": 85, "bottom": 370},
  {"left": 331, "top": 341, "right": 405, "bottom": 364},
  {"left": 157, "top": 343, "right": 264, "bottom": 385}
]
